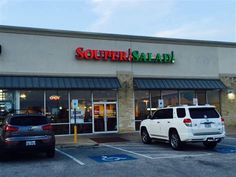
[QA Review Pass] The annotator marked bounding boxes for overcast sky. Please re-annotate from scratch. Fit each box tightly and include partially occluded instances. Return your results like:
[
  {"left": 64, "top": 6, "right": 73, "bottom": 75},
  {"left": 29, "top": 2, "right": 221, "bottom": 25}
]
[{"left": 0, "top": 0, "right": 235, "bottom": 42}]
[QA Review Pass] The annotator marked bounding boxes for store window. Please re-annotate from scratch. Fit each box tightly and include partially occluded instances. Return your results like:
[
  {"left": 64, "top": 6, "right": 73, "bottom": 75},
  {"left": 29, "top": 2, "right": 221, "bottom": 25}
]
[
  {"left": 196, "top": 91, "right": 206, "bottom": 105},
  {"left": 0, "top": 89, "right": 15, "bottom": 115},
  {"left": 46, "top": 91, "right": 69, "bottom": 123},
  {"left": 180, "top": 90, "right": 195, "bottom": 105},
  {"left": 135, "top": 91, "right": 150, "bottom": 130},
  {"left": 207, "top": 90, "right": 220, "bottom": 112},
  {"left": 162, "top": 90, "right": 179, "bottom": 107},
  {"left": 70, "top": 91, "right": 92, "bottom": 134},
  {"left": 150, "top": 91, "right": 161, "bottom": 114},
  {"left": 93, "top": 90, "right": 117, "bottom": 102},
  {"left": 20, "top": 90, "right": 44, "bottom": 114}
]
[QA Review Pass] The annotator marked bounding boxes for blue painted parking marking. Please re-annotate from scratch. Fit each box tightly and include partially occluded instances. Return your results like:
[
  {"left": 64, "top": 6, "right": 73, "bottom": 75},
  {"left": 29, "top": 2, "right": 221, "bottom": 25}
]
[
  {"left": 215, "top": 145, "right": 236, "bottom": 153},
  {"left": 90, "top": 154, "right": 137, "bottom": 163}
]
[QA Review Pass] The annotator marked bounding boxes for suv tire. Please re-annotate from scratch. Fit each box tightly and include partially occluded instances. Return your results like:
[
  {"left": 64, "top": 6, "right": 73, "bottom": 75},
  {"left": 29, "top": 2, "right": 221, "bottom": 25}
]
[
  {"left": 169, "top": 130, "right": 182, "bottom": 150},
  {"left": 203, "top": 141, "right": 217, "bottom": 149},
  {"left": 141, "top": 128, "right": 152, "bottom": 144}
]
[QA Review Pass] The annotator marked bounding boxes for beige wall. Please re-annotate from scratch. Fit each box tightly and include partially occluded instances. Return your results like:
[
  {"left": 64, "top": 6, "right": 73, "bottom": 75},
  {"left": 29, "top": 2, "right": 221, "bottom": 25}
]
[
  {"left": 0, "top": 32, "right": 230, "bottom": 79},
  {"left": 0, "top": 30, "right": 236, "bottom": 133}
]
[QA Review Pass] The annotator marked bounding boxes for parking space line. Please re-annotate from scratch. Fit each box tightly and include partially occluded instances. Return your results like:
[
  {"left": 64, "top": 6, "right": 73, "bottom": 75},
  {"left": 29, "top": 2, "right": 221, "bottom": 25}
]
[
  {"left": 104, "top": 144, "right": 214, "bottom": 160},
  {"left": 151, "top": 153, "right": 212, "bottom": 159},
  {"left": 56, "top": 148, "right": 85, "bottom": 166},
  {"left": 102, "top": 144, "right": 153, "bottom": 159}
]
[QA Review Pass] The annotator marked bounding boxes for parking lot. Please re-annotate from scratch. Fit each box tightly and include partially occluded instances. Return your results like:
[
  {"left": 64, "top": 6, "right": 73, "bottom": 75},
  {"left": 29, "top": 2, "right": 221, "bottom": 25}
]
[{"left": 1, "top": 137, "right": 236, "bottom": 177}]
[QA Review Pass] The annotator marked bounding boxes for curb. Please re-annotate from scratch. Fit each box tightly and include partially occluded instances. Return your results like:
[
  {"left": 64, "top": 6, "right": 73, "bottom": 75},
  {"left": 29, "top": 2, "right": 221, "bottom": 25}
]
[{"left": 56, "top": 143, "right": 99, "bottom": 148}]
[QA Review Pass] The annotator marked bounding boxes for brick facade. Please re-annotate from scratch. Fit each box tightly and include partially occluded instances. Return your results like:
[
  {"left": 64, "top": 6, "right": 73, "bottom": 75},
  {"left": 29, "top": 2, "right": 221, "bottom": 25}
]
[{"left": 220, "top": 75, "right": 236, "bottom": 127}]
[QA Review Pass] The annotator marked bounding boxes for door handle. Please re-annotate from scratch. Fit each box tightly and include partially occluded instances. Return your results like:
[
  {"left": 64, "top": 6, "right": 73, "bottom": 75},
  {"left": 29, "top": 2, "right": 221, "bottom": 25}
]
[
  {"left": 167, "top": 121, "right": 170, "bottom": 123},
  {"left": 157, "top": 121, "right": 160, "bottom": 123}
]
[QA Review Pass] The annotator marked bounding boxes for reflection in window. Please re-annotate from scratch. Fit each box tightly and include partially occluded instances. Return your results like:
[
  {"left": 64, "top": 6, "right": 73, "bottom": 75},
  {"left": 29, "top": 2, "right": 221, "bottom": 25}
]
[
  {"left": 93, "top": 90, "right": 116, "bottom": 102},
  {"left": 20, "top": 90, "right": 44, "bottom": 114},
  {"left": 70, "top": 91, "right": 92, "bottom": 134},
  {"left": 196, "top": 91, "right": 206, "bottom": 105},
  {"left": 151, "top": 91, "right": 161, "bottom": 114},
  {"left": 46, "top": 91, "right": 69, "bottom": 123},
  {"left": 0, "top": 90, "right": 15, "bottom": 116},
  {"left": 207, "top": 90, "right": 220, "bottom": 112},
  {"left": 135, "top": 91, "right": 150, "bottom": 130},
  {"left": 162, "top": 90, "right": 178, "bottom": 107},
  {"left": 180, "top": 90, "right": 195, "bottom": 105}
]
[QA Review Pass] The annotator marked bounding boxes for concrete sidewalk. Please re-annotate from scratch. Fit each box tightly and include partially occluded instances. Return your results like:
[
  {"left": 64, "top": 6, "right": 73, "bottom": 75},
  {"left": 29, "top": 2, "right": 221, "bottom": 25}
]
[
  {"left": 55, "top": 132, "right": 140, "bottom": 147},
  {"left": 55, "top": 127, "right": 236, "bottom": 147}
]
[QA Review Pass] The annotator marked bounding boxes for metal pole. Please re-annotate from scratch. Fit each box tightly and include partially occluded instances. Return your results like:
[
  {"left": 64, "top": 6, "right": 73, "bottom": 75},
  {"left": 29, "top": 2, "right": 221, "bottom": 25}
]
[{"left": 73, "top": 108, "right": 78, "bottom": 144}]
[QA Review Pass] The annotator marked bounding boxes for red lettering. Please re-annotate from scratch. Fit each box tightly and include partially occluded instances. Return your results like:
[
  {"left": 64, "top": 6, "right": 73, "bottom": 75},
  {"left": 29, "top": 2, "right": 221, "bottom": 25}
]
[
  {"left": 75, "top": 47, "right": 84, "bottom": 59},
  {"left": 104, "top": 51, "right": 111, "bottom": 60},
  {"left": 119, "top": 51, "right": 127, "bottom": 61},
  {"left": 84, "top": 49, "right": 94, "bottom": 59},
  {"left": 93, "top": 50, "right": 101, "bottom": 60},
  {"left": 127, "top": 48, "right": 132, "bottom": 62},
  {"left": 111, "top": 51, "right": 119, "bottom": 61}
]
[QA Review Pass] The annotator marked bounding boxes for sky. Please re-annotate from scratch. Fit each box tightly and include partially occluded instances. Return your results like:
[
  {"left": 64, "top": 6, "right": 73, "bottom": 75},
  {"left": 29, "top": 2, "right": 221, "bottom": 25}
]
[{"left": 0, "top": 0, "right": 235, "bottom": 42}]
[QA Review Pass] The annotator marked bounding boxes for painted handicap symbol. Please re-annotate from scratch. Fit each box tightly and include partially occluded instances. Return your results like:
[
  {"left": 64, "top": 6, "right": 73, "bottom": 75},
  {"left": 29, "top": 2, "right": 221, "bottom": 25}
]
[
  {"left": 90, "top": 154, "right": 137, "bottom": 163},
  {"left": 101, "top": 155, "right": 127, "bottom": 162}
]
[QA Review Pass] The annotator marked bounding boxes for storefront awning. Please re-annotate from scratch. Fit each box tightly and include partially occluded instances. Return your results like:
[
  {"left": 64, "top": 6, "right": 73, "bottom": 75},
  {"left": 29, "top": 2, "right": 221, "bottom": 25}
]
[
  {"left": 134, "top": 78, "right": 226, "bottom": 90},
  {"left": 0, "top": 75, "right": 121, "bottom": 89}
]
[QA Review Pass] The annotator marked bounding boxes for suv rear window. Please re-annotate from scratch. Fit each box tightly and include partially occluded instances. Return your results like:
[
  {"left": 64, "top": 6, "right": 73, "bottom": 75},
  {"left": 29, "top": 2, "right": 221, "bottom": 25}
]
[
  {"left": 177, "top": 108, "right": 186, "bottom": 118},
  {"left": 9, "top": 116, "right": 48, "bottom": 126},
  {"left": 189, "top": 108, "right": 219, "bottom": 119}
]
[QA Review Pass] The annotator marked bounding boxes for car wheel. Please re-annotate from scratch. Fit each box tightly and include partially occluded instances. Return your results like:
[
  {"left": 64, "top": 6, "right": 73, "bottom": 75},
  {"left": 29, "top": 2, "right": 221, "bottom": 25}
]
[
  {"left": 141, "top": 129, "right": 152, "bottom": 144},
  {"left": 203, "top": 141, "right": 217, "bottom": 149},
  {"left": 169, "top": 130, "right": 182, "bottom": 150},
  {"left": 46, "top": 148, "right": 55, "bottom": 158}
]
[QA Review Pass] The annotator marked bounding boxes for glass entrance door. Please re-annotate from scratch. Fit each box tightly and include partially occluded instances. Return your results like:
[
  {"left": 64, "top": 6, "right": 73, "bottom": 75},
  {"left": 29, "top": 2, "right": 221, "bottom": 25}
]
[{"left": 93, "top": 102, "right": 117, "bottom": 133}]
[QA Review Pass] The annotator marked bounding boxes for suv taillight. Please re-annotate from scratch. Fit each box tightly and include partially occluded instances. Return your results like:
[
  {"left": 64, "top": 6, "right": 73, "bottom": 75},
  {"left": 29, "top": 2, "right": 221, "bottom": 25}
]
[
  {"left": 4, "top": 125, "right": 19, "bottom": 132},
  {"left": 183, "top": 118, "right": 192, "bottom": 127},
  {"left": 42, "top": 124, "right": 53, "bottom": 131},
  {"left": 221, "top": 117, "right": 224, "bottom": 124}
]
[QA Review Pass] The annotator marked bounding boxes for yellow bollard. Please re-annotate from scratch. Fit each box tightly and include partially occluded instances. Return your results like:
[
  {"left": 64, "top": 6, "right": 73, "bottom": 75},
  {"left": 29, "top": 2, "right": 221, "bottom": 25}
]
[{"left": 74, "top": 125, "right": 78, "bottom": 144}]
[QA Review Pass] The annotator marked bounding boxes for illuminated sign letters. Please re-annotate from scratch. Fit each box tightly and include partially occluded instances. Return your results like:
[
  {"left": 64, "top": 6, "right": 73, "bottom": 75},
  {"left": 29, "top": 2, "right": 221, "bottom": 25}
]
[{"left": 75, "top": 47, "right": 175, "bottom": 64}]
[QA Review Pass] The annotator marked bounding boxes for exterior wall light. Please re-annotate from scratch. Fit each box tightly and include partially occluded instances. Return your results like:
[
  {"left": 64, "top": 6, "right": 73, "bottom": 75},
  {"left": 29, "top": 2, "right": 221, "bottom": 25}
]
[{"left": 227, "top": 90, "right": 235, "bottom": 100}]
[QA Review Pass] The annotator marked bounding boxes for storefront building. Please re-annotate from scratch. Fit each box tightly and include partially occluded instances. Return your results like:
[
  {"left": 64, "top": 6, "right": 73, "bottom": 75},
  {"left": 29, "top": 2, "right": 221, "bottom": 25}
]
[{"left": 0, "top": 26, "right": 235, "bottom": 135}]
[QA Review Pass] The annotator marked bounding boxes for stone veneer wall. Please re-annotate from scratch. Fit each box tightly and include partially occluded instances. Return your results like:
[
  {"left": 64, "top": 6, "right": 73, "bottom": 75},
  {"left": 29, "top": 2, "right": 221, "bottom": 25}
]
[
  {"left": 220, "top": 75, "right": 236, "bottom": 127},
  {"left": 117, "top": 72, "right": 135, "bottom": 133}
]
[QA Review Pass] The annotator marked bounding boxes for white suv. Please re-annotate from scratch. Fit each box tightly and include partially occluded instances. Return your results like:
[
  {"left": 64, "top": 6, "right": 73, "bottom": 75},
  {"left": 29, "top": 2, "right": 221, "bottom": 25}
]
[{"left": 140, "top": 105, "right": 225, "bottom": 150}]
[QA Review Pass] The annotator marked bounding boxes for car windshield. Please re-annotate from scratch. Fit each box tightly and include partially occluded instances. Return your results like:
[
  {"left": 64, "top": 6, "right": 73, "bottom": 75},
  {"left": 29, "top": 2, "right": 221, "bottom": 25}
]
[
  {"left": 189, "top": 108, "right": 220, "bottom": 119},
  {"left": 9, "top": 116, "right": 48, "bottom": 126}
]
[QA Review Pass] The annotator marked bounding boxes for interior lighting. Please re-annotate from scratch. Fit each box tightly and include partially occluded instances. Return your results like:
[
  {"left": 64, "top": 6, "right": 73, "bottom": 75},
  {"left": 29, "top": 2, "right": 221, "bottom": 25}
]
[{"left": 20, "top": 93, "right": 27, "bottom": 99}]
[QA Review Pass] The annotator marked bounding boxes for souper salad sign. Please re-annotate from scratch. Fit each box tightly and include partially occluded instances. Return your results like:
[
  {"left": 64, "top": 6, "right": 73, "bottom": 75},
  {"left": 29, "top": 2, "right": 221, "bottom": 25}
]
[{"left": 75, "top": 47, "right": 175, "bottom": 64}]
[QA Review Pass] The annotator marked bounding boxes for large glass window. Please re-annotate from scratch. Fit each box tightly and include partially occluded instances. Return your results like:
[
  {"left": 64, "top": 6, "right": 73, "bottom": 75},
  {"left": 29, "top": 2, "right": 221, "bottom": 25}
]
[
  {"left": 207, "top": 90, "right": 220, "bottom": 112},
  {"left": 135, "top": 91, "right": 150, "bottom": 130},
  {"left": 150, "top": 91, "right": 161, "bottom": 114},
  {"left": 0, "top": 90, "right": 15, "bottom": 115},
  {"left": 70, "top": 91, "right": 92, "bottom": 134},
  {"left": 20, "top": 90, "right": 44, "bottom": 114},
  {"left": 179, "top": 90, "right": 195, "bottom": 105},
  {"left": 46, "top": 91, "right": 69, "bottom": 123},
  {"left": 196, "top": 91, "right": 206, "bottom": 105},
  {"left": 93, "top": 90, "right": 116, "bottom": 102},
  {"left": 162, "top": 90, "right": 179, "bottom": 107}
]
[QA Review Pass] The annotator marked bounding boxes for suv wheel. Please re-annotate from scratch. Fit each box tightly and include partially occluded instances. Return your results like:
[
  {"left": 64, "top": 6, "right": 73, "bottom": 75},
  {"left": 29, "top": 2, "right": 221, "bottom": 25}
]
[
  {"left": 46, "top": 148, "right": 55, "bottom": 158},
  {"left": 203, "top": 141, "right": 217, "bottom": 149},
  {"left": 141, "top": 129, "right": 152, "bottom": 144},
  {"left": 170, "top": 130, "right": 182, "bottom": 150}
]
